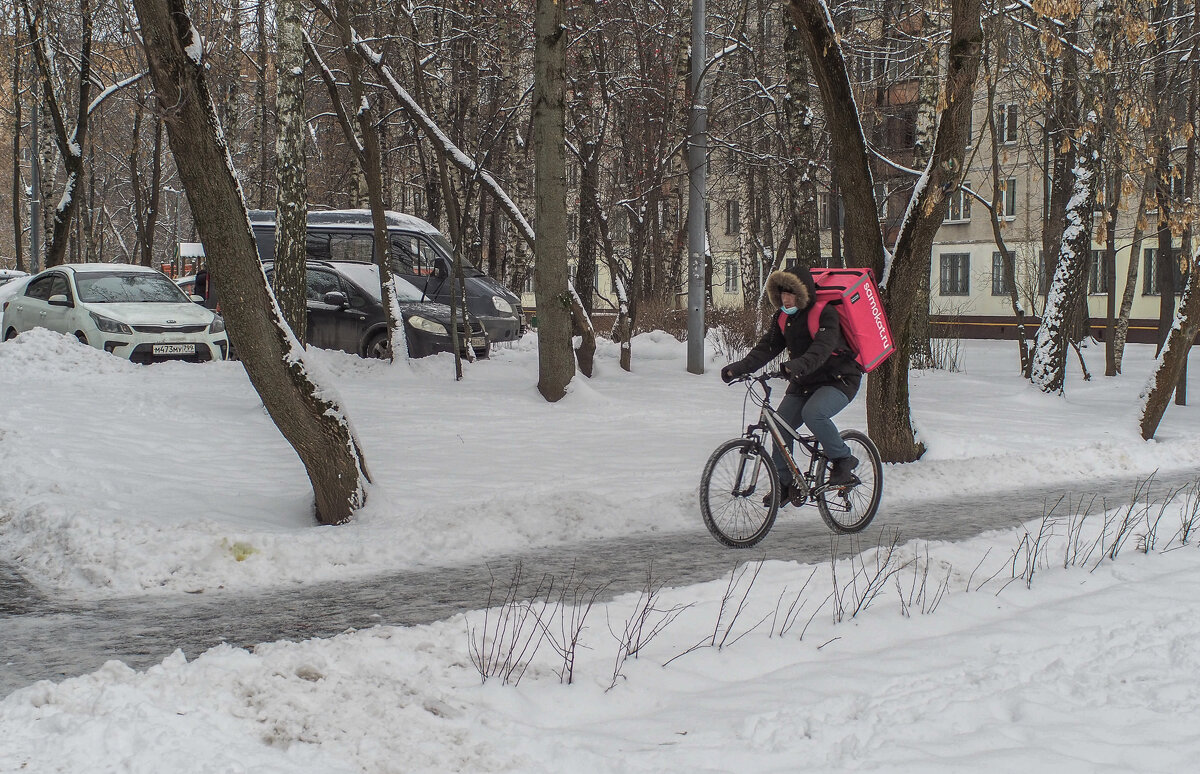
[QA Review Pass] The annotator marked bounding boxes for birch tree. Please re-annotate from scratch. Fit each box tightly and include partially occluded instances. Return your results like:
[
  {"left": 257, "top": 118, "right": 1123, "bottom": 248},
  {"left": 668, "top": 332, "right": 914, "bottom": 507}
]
[{"left": 274, "top": 0, "right": 308, "bottom": 343}]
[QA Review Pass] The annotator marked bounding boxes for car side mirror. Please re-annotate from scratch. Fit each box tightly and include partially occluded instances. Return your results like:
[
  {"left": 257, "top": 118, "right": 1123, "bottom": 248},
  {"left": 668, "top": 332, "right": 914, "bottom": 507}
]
[
  {"left": 190, "top": 294, "right": 205, "bottom": 303},
  {"left": 323, "top": 291, "right": 349, "bottom": 308},
  {"left": 433, "top": 261, "right": 448, "bottom": 281},
  {"left": 48, "top": 294, "right": 72, "bottom": 308}
]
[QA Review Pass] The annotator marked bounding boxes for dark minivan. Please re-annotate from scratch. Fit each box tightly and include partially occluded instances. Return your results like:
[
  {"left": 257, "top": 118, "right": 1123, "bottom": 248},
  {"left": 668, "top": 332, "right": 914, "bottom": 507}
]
[{"left": 248, "top": 209, "right": 525, "bottom": 343}]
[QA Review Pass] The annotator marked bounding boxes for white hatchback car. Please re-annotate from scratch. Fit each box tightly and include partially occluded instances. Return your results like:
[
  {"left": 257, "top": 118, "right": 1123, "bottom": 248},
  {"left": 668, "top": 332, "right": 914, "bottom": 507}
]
[{"left": 1, "top": 263, "right": 229, "bottom": 363}]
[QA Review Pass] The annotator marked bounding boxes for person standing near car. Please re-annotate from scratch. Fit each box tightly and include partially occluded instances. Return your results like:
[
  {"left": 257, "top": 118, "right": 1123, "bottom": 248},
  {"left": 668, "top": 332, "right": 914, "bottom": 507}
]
[
  {"left": 194, "top": 263, "right": 209, "bottom": 302},
  {"left": 719, "top": 265, "right": 863, "bottom": 497}
]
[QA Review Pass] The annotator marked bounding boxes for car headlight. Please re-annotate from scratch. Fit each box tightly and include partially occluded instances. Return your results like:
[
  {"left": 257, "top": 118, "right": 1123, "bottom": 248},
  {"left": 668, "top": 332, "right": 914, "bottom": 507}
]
[
  {"left": 492, "top": 295, "right": 514, "bottom": 315},
  {"left": 407, "top": 315, "right": 447, "bottom": 335},
  {"left": 208, "top": 315, "right": 226, "bottom": 334},
  {"left": 89, "top": 311, "right": 132, "bottom": 335}
]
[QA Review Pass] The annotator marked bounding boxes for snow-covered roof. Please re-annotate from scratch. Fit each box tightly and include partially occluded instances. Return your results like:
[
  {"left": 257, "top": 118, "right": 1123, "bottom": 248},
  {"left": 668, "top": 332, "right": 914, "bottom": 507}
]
[
  {"left": 62, "top": 263, "right": 161, "bottom": 274},
  {"left": 248, "top": 208, "right": 438, "bottom": 235},
  {"left": 177, "top": 243, "right": 206, "bottom": 258}
]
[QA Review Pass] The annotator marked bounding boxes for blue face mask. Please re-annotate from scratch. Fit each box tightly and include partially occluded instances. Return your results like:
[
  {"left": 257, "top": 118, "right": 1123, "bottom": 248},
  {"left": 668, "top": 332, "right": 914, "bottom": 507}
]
[{"left": 781, "top": 305, "right": 799, "bottom": 315}]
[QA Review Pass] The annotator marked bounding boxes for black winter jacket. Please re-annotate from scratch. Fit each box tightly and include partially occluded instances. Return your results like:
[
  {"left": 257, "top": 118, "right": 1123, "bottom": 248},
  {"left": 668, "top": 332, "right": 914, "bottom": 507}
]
[{"left": 726, "top": 267, "right": 862, "bottom": 400}]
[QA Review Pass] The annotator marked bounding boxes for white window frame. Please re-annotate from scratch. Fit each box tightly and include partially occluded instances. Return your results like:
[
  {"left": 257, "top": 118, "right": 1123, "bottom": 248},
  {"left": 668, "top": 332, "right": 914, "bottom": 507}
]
[
  {"left": 944, "top": 186, "right": 972, "bottom": 223},
  {"left": 723, "top": 260, "right": 739, "bottom": 293},
  {"left": 997, "top": 103, "right": 1019, "bottom": 145}
]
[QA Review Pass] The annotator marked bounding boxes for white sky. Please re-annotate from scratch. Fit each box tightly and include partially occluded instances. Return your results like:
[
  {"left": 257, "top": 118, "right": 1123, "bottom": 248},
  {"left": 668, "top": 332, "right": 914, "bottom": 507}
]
[{"left": 2, "top": 330, "right": 1200, "bottom": 772}]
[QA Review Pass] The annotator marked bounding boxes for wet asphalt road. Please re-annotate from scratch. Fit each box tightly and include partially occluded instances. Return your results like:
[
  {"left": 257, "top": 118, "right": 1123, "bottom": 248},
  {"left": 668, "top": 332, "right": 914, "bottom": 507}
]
[{"left": 1, "top": 470, "right": 1195, "bottom": 698}]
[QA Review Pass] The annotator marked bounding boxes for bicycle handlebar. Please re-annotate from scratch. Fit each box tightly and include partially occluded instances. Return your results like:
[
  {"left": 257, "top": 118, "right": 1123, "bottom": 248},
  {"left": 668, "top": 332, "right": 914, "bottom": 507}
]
[{"left": 726, "top": 369, "right": 788, "bottom": 385}]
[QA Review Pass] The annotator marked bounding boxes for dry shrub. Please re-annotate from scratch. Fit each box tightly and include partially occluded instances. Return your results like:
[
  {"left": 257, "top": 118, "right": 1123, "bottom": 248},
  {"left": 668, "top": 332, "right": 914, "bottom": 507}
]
[
  {"left": 632, "top": 297, "right": 689, "bottom": 340},
  {"left": 706, "top": 305, "right": 764, "bottom": 360}
]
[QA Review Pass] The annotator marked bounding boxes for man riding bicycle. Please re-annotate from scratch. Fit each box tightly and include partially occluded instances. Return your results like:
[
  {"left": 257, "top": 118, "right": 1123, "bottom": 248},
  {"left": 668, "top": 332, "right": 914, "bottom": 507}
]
[{"left": 720, "top": 265, "right": 862, "bottom": 496}]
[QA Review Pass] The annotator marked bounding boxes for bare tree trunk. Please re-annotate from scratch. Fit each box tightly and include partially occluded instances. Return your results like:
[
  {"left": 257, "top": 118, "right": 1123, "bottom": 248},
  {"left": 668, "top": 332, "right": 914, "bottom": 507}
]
[
  {"left": 9, "top": 21, "right": 23, "bottom": 273},
  {"left": 1114, "top": 171, "right": 1151, "bottom": 372},
  {"left": 305, "top": 21, "right": 405, "bottom": 359},
  {"left": 787, "top": 0, "right": 982, "bottom": 462},
  {"left": 1030, "top": 19, "right": 1101, "bottom": 394},
  {"left": 785, "top": 0, "right": 886, "bottom": 278},
  {"left": 983, "top": 65, "right": 1031, "bottom": 376},
  {"left": 534, "top": 0, "right": 573, "bottom": 401},
  {"left": 908, "top": 8, "right": 944, "bottom": 370},
  {"left": 22, "top": 0, "right": 91, "bottom": 268},
  {"left": 274, "top": 0, "right": 308, "bottom": 344},
  {"left": 132, "top": 0, "right": 371, "bottom": 525},
  {"left": 255, "top": 0, "right": 269, "bottom": 209}
]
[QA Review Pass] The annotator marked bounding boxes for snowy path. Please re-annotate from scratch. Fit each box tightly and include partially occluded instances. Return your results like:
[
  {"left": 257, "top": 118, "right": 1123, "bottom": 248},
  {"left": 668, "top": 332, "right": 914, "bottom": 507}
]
[{"left": 2, "top": 468, "right": 1189, "bottom": 699}]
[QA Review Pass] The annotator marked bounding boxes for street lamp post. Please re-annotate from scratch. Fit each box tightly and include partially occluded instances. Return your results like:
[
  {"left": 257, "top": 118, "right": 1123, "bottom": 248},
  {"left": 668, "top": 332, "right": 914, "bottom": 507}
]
[{"left": 686, "top": 0, "right": 707, "bottom": 374}]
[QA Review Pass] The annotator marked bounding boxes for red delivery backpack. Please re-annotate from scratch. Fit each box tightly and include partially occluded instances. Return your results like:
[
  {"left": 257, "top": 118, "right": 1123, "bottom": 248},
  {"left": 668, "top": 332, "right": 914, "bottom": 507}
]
[{"left": 806, "top": 267, "right": 896, "bottom": 373}]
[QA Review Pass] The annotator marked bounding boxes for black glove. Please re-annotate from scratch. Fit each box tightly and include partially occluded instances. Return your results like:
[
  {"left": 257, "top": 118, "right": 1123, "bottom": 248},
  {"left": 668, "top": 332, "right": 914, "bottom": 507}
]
[{"left": 721, "top": 365, "right": 740, "bottom": 384}]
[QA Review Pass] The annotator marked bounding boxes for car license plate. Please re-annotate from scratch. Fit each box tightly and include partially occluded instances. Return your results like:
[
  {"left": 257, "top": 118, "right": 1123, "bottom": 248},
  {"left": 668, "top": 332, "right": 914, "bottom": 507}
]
[
  {"left": 152, "top": 343, "right": 196, "bottom": 355},
  {"left": 470, "top": 337, "right": 487, "bottom": 347}
]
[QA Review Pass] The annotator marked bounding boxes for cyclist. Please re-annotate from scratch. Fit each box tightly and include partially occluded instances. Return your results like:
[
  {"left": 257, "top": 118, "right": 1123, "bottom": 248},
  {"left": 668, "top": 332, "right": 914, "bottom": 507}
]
[{"left": 720, "top": 265, "right": 862, "bottom": 497}]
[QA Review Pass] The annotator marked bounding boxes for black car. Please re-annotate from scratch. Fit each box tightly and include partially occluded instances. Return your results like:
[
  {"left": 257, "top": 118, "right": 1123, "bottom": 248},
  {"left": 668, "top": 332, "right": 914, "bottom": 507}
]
[
  {"left": 249, "top": 210, "right": 526, "bottom": 343},
  {"left": 263, "top": 260, "right": 490, "bottom": 360}
]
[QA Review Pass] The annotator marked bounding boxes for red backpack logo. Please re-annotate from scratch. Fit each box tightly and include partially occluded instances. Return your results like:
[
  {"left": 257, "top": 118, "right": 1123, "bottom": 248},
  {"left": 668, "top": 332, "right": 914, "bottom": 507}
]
[{"left": 802, "top": 268, "right": 896, "bottom": 373}]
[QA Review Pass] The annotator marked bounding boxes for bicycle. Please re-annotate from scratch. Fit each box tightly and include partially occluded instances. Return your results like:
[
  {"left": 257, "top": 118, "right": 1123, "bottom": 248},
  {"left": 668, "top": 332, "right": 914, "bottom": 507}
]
[{"left": 699, "top": 371, "right": 883, "bottom": 547}]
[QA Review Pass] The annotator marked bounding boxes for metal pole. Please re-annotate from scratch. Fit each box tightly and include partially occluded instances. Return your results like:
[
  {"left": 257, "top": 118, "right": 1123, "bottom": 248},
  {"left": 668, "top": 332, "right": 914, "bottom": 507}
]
[
  {"left": 686, "top": 0, "right": 707, "bottom": 374},
  {"left": 30, "top": 101, "right": 41, "bottom": 274}
]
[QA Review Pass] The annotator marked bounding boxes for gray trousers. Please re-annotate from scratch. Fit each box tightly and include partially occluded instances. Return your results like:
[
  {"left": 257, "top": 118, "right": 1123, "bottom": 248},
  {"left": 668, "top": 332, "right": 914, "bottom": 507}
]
[{"left": 771, "top": 386, "right": 852, "bottom": 485}]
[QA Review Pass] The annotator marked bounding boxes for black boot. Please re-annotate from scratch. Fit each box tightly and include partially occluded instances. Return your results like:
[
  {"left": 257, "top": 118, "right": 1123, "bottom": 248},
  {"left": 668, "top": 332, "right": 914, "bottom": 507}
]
[
  {"left": 827, "top": 455, "right": 860, "bottom": 486},
  {"left": 764, "top": 482, "right": 791, "bottom": 507}
]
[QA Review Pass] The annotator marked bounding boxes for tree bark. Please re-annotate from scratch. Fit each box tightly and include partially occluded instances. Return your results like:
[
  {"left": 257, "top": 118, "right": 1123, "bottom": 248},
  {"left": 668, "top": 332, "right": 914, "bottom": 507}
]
[
  {"left": 9, "top": 23, "right": 22, "bottom": 273},
  {"left": 274, "top": 0, "right": 308, "bottom": 344},
  {"left": 533, "top": 0, "right": 573, "bottom": 401},
  {"left": 785, "top": 0, "right": 886, "bottom": 277},
  {"left": 132, "top": 0, "right": 371, "bottom": 525},
  {"left": 22, "top": 0, "right": 91, "bottom": 269},
  {"left": 1030, "top": 20, "right": 1100, "bottom": 394},
  {"left": 788, "top": 0, "right": 982, "bottom": 463}
]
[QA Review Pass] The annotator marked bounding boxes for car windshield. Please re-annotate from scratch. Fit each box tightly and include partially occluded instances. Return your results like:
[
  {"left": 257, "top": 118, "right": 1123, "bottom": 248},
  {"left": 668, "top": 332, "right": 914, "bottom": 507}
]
[
  {"left": 76, "top": 272, "right": 190, "bottom": 303},
  {"left": 392, "top": 275, "right": 430, "bottom": 302},
  {"left": 427, "top": 232, "right": 485, "bottom": 277}
]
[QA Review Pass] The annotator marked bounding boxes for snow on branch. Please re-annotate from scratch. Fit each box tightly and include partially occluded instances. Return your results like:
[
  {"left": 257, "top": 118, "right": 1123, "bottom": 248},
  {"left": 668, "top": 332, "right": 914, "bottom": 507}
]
[
  {"left": 88, "top": 72, "right": 147, "bottom": 116},
  {"left": 349, "top": 33, "right": 536, "bottom": 248}
]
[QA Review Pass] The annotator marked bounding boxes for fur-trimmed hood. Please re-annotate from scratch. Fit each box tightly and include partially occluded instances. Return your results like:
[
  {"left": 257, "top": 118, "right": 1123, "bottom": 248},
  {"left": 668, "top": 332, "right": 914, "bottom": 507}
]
[{"left": 765, "top": 266, "right": 814, "bottom": 310}]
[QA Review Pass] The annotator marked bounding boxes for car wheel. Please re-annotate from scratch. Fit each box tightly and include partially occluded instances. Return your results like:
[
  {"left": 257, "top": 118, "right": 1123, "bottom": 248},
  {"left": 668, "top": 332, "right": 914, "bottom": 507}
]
[
  {"left": 365, "top": 332, "right": 391, "bottom": 359},
  {"left": 75, "top": 331, "right": 88, "bottom": 346},
  {"left": 3, "top": 328, "right": 17, "bottom": 341}
]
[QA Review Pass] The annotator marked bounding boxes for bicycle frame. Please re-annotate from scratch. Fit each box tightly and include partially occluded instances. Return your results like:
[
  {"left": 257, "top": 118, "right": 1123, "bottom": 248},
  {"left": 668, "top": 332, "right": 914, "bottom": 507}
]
[{"left": 741, "top": 373, "right": 827, "bottom": 504}]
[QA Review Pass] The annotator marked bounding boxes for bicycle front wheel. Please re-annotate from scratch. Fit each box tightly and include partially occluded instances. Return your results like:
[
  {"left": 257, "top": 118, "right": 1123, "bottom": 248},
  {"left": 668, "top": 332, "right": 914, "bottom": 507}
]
[
  {"left": 700, "top": 438, "right": 780, "bottom": 548},
  {"left": 815, "top": 429, "right": 883, "bottom": 534}
]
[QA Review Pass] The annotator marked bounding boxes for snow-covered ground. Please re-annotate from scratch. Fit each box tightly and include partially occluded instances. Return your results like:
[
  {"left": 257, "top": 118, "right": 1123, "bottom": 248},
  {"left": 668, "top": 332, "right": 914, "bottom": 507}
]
[
  {"left": 2, "top": 329, "right": 1197, "bottom": 599},
  {"left": 3, "top": 330, "right": 1200, "bottom": 771}
]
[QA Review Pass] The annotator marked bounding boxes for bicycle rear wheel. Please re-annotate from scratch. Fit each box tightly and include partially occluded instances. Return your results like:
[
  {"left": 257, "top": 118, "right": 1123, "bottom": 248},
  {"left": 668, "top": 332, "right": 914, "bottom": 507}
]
[
  {"left": 700, "top": 438, "right": 780, "bottom": 548},
  {"left": 815, "top": 429, "right": 883, "bottom": 534}
]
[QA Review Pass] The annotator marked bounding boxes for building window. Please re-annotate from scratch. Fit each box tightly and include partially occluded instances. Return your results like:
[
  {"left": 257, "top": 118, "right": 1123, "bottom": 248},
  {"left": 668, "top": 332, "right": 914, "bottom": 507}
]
[
  {"left": 991, "top": 252, "right": 1013, "bottom": 296},
  {"left": 523, "top": 272, "right": 535, "bottom": 294},
  {"left": 999, "top": 178, "right": 1017, "bottom": 218},
  {"left": 944, "top": 186, "right": 972, "bottom": 223},
  {"left": 874, "top": 182, "right": 889, "bottom": 220},
  {"left": 725, "top": 199, "right": 740, "bottom": 235},
  {"left": 997, "top": 103, "right": 1018, "bottom": 145},
  {"left": 723, "top": 260, "right": 739, "bottom": 293},
  {"left": 820, "top": 194, "right": 832, "bottom": 229},
  {"left": 940, "top": 253, "right": 970, "bottom": 296},
  {"left": 1089, "top": 250, "right": 1109, "bottom": 295},
  {"left": 566, "top": 163, "right": 578, "bottom": 186},
  {"left": 567, "top": 213, "right": 578, "bottom": 242},
  {"left": 1144, "top": 247, "right": 1188, "bottom": 295}
]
